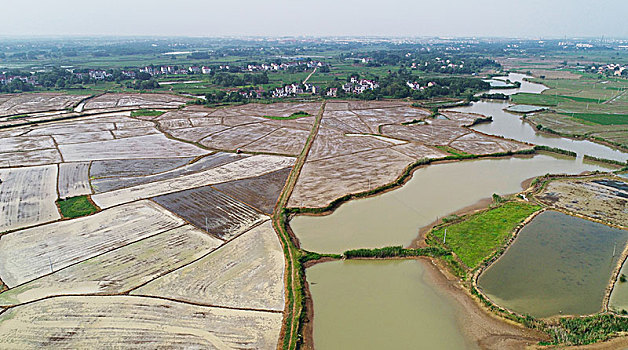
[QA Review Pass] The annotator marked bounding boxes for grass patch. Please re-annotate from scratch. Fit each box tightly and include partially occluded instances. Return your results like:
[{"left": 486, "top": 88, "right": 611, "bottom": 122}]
[
  {"left": 435, "top": 145, "right": 471, "bottom": 157},
  {"left": 130, "top": 109, "right": 165, "bottom": 117},
  {"left": 57, "top": 195, "right": 99, "bottom": 218},
  {"left": 262, "top": 111, "right": 311, "bottom": 120},
  {"left": 558, "top": 112, "right": 628, "bottom": 125},
  {"left": 511, "top": 93, "right": 599, "bottom": 106},
  {"left": 431, "top": 202, "right": 541, "bottom": 269}
]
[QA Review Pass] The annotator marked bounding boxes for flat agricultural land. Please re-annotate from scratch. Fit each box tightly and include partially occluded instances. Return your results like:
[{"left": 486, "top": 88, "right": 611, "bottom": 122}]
[
  {"left": 0, "top": 165, "right": 60, "bottom": 232},
  {"left": 0, "top": 224, "right": 222, "bottom": 306},
  {"left": 0, "top": 200, "right": 184, "bottom": 287},
  {"left": 512, "top": 75, "right": 628, "bottom": 149},
  {"left": 0, "top": 295, "right": 283, "bottom": 349},
  {"left": 0, "top": 96, "right": 556, "bottom": 347},
  {"left": 0, "top": 93, "right": 87, "bottom": 117},
  {"left": 288, "top": 101, "right": 529, "bottom": 208},
  {"left": 133, "top": 220, "right": 285, "bottom": 311},
  {"left": 537, "top": 176, "right": 628, "bottom": 227}
]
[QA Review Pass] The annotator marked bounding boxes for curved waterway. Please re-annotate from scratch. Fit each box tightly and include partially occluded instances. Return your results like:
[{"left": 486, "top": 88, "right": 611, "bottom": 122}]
[
  {"left": 451, "top": 73, "right": 628, "bottom": 162},
  {"left": 478, "top": 210, "right": 628, "bottom": 318},
  {"left": 291, "top": 154, "right": 613, "bottom": 253},
  {"left": 307, "top": 260, "right": 477, "bottom": 350}
]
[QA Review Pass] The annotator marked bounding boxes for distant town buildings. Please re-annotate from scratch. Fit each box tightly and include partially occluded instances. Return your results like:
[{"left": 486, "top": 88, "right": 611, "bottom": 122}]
[{"left": 341, "top": 77, "right": 379, "bottom": 94}]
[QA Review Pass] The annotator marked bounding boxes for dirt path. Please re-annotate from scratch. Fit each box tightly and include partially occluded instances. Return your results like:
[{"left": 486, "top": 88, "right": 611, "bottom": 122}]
[
  {"left": 274, "top": 101, "right": 325, "bottom": 350},
  {"left": 302, "top": 68, "right": 317, "bottom": 85}
]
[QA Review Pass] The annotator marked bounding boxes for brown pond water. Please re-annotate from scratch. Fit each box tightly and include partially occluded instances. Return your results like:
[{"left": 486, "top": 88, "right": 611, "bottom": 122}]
[
  {"left": 306, "top": 260, "right": 478, "bottom": 350},
  {"left": 479, "top": 210, "right": 628, "bottom": 318},
  {"left": 291, "top": 154, "right": 613, "bottom": 254}
]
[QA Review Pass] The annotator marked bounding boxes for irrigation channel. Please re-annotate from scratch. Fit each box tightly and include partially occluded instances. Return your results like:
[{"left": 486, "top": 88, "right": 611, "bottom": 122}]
[{"left": 291, "top": 74, "right": 628, "bottom": 348}]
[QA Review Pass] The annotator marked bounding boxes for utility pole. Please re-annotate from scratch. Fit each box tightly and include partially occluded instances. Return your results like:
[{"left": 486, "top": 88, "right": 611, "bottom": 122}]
[
  {"left": 443, "top": 228, "right": 447, "bottom": 244},
  {"left": 49, "top": 257, "right": 53, "bottom": 273}
]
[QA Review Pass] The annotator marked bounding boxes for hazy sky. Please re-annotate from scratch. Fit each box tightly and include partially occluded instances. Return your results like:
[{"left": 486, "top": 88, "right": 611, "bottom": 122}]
[{"left": 2, "top": 0, "right": 627, "bottom": 38}]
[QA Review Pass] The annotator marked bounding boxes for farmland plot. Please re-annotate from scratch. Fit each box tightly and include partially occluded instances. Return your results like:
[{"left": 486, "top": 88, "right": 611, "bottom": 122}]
[
  {"left": 0, "top": 136, "right": 55, "bottom": 153},
  {"left": 58, "top": 162, "right": 91, "bottom": 199},
  {"left": 52, "top": 131, "right": 114, "bottom": 144},
  {"left": 0, "top": 149, "right": 62, "bottom": 168},
  {"left": 381, "top": 122, "right": 472, "bottom": 146},
  {"left": 213, "top": 167, "right": 292, "bottom": 214},
  {"left": 153, "top": 186, "right": 266, "bottom": 241},
  {"left": 59, "top": 134, "right": 208, "bottom": 162},
  {"left": 0, "top": 225, "right": 221, "bottom": 306},
  {"left": 0, "top": 165, "right": 59, "bottom": 232},
  {"left": 0, "top": 93, "right": 87, "bottom": 117},
  {"left": 199, "top": 123, "right": 278, "bottom": 150},
  {"left": 82, "top": 93, "right": 189, "bottom": 111},
  {"left": 91, "top": 153, "right": 246, "bottom": 193},
  {"left": 0, "top": 200, "right": 184, "bottom": 287},
  {"left": 0, "top": 295, "right": 282, "bottom": 349},
  {"left": 537, "top": 177, "right": 628, "bottom": 227},
  {"left": 90, "top": 157, "right": 194, "bottom": 179},
  {"left": 133, "top": 221, "right": 285, "bottom": 311},
  {"left": 92, "top": 155, "right": 295, "bottom": 208},
  {"left": 242, "top": 127, "right": 311, "bottom": 155},
  {"left": 289, "top": 148, "right": 414, "bottom": 208}
]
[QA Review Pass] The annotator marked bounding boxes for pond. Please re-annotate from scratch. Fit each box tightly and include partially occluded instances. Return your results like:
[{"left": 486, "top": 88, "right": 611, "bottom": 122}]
[{"left": 478, "top": 210, "right": 628, "bottom": 318}]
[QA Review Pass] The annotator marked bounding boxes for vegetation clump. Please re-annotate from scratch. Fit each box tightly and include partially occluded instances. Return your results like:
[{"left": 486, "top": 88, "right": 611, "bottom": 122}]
[
  {"left": 343, "top": 246, "right": 449, "bottom": 259},
  {"left": 550, "top": 314, "right": 628, "bottom": 345},
  {"left": 533, "top": 145, "right": 577, "bottom": 157},
  {"left": 130, "top": 109, "right": 165, "bottom": 117},
  {"left": 262, "top": 111, "right": 311, "bottom": 120},
  {"left": 57, "top": 195, "right": 99, "bottom": 218}
]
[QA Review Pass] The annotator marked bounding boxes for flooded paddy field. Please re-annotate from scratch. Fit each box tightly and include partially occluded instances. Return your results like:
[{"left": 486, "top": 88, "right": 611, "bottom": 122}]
[
  {"left": 478, "top": 210, "right": 628, "bottom": 318},
  {"left": 291, "top": 154, "right": 613, "bottom": 253}
]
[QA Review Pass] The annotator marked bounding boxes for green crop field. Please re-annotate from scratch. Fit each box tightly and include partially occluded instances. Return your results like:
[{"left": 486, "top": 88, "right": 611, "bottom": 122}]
[
  {"left": 431, "top": 201, "right": 541, "bottom": 269},
  {"left": 57, "top": 195, "right": 99, "bottom": 218},
  {"left": 559, "top": 112, "right": 628, "bottom": 125}
]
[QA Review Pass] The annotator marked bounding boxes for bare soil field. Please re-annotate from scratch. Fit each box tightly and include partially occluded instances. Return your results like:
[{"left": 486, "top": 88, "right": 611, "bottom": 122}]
[
  {"left": 0, "top": 225, "right": 222, "bottom": 306},
  {"left": 242, "top": 127, "right": 311, "bottom": 155},
  {"left": 59, "top": 134, "right": 208, "bottom": 162},
  {"left": 0, "top": 295, "right": 282, "bottom": 349},
  {"left": 0, "top": 148, "right": 62, "bottom": 168},
  {"left": 133, "top": 220, "right": 285, "bottom": 312},
  {"left": 91, "top": 153, "right": 245, "bottom": 193},
  {"left": 82, "top": 93, "right": 189, "bottom": 111},
  {"left": 0, "top": 200, "right": 184, "bottom": 287},
  {"left": 0, "top": 136, "right": 55, "bottom": 153},
  {"left": 152, "top": 185, "right": 266, "bottom": 241},
  {"left": 289, "top": 148, "right": 414, "bottom": 208},
  {"left": 537, "top": 176, "right": 628, "bottom": 227},
  {"left": 89, "top": 157, "right": 195, "bottom": 179},
  {"left": 51, "top": 131, "right": 114, "bottom": 144},
  {"left": 0, "top": 93, "right": 87, "bottom": 117},
  {"left": 213, "top": 167, "right": 292, "bottom": 214},
  {"left": 210, "top": 102, "right": 321, "bottom": 118},
  {"left": 0, "top": 165, "right": 59, "bottom": 232},
  {"left": 57, "top": 162, "right": 91, "bottom": 199},
  {"left": 91, "top": 155, "right": 295, "bottom": 208}
]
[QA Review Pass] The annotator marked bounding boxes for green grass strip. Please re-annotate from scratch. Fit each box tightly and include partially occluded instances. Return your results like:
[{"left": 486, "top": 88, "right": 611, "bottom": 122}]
[{"left": 431, "top": 202, "right": 541, "bottom": 268}]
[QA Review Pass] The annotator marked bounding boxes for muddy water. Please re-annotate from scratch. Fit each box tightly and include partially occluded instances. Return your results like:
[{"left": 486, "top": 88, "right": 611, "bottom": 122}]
[
  {"left": 479, "top": 211, "right": 628, "bottom": 318},
  {"left": 307, "top": 260, "right": 477, "bottom": 350},
  {"left": 451, "top": 100, "right": 628, "bottom": 162},
  {"left": 451, "top": 73, "right": 628, "bottom": 162},
  {"left": 291, "top": 154, "right": 613, "bottom": 253}
]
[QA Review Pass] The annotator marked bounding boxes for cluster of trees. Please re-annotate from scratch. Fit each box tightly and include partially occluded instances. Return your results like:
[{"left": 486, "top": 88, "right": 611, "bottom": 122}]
[
  {"left": 212, "top": 72, "right": 269, "bottom": 87},
  {"left": 125, "top": 79, "right": 160, "bottom": 90},
  {"left": 341, "top": 50, "right": 502, "bottom": 74},
  {"left": 343, "top": 246, "right": 449, "bottom": 258},
  {"left": 0, "top": 79, "right": 35, "bottom": 93}
]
